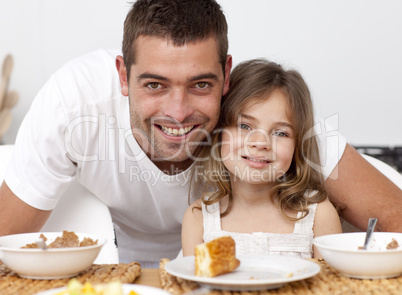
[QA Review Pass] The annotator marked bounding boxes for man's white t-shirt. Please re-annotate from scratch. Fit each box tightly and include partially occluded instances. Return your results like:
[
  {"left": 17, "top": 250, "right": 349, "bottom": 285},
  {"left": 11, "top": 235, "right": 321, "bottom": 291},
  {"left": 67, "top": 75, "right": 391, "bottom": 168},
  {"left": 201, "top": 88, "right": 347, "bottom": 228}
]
[{"left": 5, "top": 49, "right": 346, "bottom": 265}]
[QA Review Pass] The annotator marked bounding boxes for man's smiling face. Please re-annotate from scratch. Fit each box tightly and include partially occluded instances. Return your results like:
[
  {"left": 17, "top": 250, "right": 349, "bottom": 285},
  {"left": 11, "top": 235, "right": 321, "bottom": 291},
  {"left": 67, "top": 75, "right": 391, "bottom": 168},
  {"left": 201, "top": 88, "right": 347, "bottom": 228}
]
[{"left": 124, "top": 35, "right": 230, "bottom": 163}]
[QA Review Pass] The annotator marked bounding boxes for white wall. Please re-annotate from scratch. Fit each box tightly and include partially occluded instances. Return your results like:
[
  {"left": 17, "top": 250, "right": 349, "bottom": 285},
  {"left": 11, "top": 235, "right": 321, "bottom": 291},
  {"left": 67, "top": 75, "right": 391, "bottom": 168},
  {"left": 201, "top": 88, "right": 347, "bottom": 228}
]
[
  {"left": 1, "top": 0, "right": 401, "bottom": 146},
  {"left": 0, "top": 0, "right": 130, "bottom": 144}
]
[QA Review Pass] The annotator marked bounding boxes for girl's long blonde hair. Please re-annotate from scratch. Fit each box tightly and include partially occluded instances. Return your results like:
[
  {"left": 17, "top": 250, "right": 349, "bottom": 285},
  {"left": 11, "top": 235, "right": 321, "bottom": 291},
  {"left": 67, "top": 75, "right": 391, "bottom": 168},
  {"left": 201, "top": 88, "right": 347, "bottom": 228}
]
[{"left": 194, "top": 59, "right": 327, "bottom": 221}]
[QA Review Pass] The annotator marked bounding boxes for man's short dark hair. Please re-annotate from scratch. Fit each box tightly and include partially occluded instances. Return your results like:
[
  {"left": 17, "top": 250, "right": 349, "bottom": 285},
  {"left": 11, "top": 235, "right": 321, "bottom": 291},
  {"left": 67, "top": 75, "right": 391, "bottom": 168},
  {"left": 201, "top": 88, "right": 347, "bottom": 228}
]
[{"left": 122, "top": 0, "right": 228, "bottom": 79}]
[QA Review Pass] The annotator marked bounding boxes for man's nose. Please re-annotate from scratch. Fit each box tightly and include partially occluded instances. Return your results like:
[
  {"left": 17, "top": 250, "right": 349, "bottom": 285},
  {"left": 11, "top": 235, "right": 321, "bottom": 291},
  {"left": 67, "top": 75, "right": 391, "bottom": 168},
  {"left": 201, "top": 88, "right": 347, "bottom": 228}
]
[{"left": 163, "top": 88, "right": 194, "bottom": 122}]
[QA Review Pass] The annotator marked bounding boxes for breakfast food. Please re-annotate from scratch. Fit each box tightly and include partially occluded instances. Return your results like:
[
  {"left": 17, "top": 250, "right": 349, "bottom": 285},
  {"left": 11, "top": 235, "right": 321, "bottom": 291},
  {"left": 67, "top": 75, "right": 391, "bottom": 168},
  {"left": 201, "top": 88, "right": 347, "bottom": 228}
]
[
  {"left": 21, "top": 231, "right": 98, "bottom": 249},
  {"left": 358, "top": 237, "right": 400, "bottom": 250},
  {"left": 195, "top": 236, "right": 240, "bottom": 277},
  {"left": 54, "top": 279, "right": 139, "bottom": 295},
  {"left": 22, "top": 233, "right": 48, "bottom": 248},
  {"left": 386, "top": 238, "right": 400, "bottom": 250}
]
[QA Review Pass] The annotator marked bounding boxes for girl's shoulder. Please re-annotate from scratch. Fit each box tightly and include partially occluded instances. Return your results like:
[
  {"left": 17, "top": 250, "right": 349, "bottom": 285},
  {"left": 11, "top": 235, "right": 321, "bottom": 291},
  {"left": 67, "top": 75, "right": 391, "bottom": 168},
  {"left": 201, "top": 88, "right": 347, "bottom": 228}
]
[
  {"left": 315, "top": 198, "right": 337, "bottom": 214},
  {"left": 313, "top": 198, "right": 342, "bottom": 236},
  {"left": 190, "top": 197, "right": 203, "bottom": 207},
  {"left": 183, "top": 198, "right": 204, "bottom": 226},
  {"left": 305, "top": 189, "right": 327, "bottom": 202},
  {"left": 187, "top": 198, "right": 203, "bottom": 213}
]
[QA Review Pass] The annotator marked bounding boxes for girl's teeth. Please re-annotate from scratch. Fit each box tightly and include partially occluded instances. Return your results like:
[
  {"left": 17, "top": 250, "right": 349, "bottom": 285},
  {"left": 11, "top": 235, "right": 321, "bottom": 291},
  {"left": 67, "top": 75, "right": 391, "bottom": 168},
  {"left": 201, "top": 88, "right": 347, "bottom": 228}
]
[
  {"left": 161, "top": 126, "right": 194, "bottom": 136},
  {"left": 247, "top": 157, "right": 268, "bottom": 163}
]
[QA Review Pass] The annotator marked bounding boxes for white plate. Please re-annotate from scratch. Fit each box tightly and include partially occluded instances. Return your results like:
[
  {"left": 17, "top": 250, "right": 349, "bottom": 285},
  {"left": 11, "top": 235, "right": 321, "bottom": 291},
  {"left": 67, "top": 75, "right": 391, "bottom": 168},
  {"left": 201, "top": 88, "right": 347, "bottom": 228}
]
[
  {"left": 165, "top": 254, "right": 320, "bottom": 291},
  {"left": 34, "top": 284, "right": 170, "bottom": 295}
]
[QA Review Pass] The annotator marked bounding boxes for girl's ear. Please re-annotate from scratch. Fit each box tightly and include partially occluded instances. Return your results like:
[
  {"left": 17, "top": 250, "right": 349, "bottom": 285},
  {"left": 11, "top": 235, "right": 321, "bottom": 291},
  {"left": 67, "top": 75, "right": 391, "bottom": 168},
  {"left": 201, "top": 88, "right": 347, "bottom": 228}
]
[
  {"left": 222, "top": 54, "right": 233, "bottom": 96},
  {"left": 116, "top": 55, "right": 129, "bottom": 96}
]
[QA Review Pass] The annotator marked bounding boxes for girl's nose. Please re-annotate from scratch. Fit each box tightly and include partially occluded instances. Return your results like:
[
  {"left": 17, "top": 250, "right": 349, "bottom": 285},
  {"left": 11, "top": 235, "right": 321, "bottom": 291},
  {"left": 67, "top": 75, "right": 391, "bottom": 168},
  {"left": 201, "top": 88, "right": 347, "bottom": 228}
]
[{"left": 247, "top": 130, "right": 271, "bottom": 150}]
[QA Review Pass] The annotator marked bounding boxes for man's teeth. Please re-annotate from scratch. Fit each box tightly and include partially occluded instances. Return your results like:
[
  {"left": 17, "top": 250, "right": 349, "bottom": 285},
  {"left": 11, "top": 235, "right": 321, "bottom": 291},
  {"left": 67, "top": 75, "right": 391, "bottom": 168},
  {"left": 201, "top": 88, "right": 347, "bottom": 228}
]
[
  {"left": 160, "top": 125, "right": 195, "bottom": 136},
  {"left": 245, "top": 157, "right": 269, "bottom": 163}
]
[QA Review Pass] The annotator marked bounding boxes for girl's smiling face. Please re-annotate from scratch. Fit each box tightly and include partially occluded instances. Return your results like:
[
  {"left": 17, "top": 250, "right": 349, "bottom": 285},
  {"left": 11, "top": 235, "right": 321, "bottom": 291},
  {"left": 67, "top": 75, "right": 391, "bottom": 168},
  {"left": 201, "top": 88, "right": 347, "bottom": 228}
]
[{"left": 220, "top": 88, "right": 296, "bottom": 185}]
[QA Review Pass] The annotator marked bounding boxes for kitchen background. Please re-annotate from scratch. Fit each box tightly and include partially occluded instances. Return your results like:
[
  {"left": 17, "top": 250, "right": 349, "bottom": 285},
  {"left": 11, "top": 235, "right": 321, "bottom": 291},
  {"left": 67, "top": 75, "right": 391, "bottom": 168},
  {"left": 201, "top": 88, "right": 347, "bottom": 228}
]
[{"left": 0, "top": 0, "right": 401, "bottom": 172}]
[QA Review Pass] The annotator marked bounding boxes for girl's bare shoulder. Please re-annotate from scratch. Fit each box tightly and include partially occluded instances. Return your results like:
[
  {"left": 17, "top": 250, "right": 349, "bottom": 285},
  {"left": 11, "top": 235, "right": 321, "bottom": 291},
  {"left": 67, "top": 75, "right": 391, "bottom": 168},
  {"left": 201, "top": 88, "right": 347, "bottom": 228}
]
[
  {"left": 314, "top": 198, "right": 342, "bottom": 235},
  {"left": 184, "top": 198, "right": 203, "bottom": 219}
]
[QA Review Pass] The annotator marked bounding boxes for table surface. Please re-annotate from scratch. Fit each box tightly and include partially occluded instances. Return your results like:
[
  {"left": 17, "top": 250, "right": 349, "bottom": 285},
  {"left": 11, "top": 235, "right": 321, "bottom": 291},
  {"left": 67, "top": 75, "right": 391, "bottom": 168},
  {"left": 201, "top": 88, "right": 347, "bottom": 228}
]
[
  {"left": 157, "top": 258, "right": 402, "bottom": 295},
  {"left": 1, "top": 260, "right": 401, "bottom": 295},
  {"left": 135, "top": 268, "right": 161, "bottom": 288},
  {"left": 0, "top": 261, "right": 143, "bottom": 295}
]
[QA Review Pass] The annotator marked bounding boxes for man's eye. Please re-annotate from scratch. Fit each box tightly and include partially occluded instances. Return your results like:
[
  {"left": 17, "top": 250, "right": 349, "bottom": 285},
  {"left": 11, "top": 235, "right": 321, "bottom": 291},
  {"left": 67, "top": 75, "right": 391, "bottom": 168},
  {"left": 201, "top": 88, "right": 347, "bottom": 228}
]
[
  {"left": 147, "top": 82, "right": 161, "bottom": 89},
  {"left": 238, "top": 123, "right": 251, "bottom": 130},
  {"left": 195, "top": 82, "right": 208, "bottom": 89}
]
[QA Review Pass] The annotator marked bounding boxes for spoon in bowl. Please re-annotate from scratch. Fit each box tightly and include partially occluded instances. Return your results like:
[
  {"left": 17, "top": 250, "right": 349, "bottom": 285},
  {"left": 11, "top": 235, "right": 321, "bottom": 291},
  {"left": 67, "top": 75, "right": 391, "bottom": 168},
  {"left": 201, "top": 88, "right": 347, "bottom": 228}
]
[{"left": 362, "top": 218, "right": 377, "bottom": 250}]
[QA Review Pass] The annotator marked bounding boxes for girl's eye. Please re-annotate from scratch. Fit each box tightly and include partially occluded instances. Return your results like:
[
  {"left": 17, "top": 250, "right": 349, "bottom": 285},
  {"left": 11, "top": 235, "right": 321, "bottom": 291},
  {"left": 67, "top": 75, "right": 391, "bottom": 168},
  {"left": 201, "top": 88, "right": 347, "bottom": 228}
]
[
  {"left": 273, "top": 130, "right": 288, "bottom": 137},
  {"left": 238, "top": 123, "right": 251, "bottom": 130},
  {"left": 147, "top": 82, "right": 161, "bottom": 89},
  {"left": 195, "top": 82, "right": 208, "bottom": 89}
]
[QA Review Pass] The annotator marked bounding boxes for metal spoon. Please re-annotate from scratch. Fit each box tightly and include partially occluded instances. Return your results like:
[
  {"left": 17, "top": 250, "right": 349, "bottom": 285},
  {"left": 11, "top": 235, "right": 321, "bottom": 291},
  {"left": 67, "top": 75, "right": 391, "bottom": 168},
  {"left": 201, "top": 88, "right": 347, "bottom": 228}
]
[{"left": 362, "top": 218, "right": 377, "bottom": 250}]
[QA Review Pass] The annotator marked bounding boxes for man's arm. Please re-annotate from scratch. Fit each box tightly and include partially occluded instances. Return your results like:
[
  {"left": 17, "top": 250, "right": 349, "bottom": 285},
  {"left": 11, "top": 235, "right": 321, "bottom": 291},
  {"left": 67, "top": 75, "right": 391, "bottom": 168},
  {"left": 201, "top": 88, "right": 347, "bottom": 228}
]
[
  {"left": 325, "top": 144, "right": 402, "bottom": 232},
  {"left": 0, "top": 181, "right": 51, "bottom": 236}
]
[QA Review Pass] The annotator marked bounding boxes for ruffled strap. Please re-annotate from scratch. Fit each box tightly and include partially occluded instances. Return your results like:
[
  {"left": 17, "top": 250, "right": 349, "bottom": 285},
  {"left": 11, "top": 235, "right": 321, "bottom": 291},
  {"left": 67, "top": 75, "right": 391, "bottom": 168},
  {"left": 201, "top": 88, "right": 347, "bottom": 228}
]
[
  {"left": 294, "top": 202, "right": 317, "bottom": 234},
  {"left": 202, "top": 202, "right": 221, "bottom": 241}
]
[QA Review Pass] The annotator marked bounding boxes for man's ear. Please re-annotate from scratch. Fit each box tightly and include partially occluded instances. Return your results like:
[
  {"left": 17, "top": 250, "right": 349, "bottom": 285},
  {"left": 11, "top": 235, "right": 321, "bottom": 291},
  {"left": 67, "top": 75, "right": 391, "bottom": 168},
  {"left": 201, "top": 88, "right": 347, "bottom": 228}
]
[
  {"left": 116, "top": 55, "right": 129, "bottom": 96},
  {"left": 222, "top": 54, "right": 232, "bottom": 96}
]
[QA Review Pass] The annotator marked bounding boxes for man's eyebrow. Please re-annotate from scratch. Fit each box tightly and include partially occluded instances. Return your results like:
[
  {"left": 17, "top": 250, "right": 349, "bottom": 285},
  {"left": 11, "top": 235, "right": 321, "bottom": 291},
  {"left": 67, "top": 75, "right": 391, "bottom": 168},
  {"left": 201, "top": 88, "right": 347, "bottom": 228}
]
[
  {"left": 189, "top": 73, "right": 219, "bottom": 82},
  {"left": 137, "top": 73, "right": 168, "bottom": 81},
  {"left": 137, "top": 72, "right": 219, "bottom": 83}
]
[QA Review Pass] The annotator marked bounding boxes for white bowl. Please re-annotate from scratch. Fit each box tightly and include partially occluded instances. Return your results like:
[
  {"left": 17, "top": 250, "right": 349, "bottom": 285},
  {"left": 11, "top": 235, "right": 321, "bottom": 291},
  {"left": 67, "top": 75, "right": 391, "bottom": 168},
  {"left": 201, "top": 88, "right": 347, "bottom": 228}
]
[
  {"left": 313, "top": 232, "right": 402, "bottom": 279},
  {"left": 0, "top": 232, "right": 106, "bottom": 279}
]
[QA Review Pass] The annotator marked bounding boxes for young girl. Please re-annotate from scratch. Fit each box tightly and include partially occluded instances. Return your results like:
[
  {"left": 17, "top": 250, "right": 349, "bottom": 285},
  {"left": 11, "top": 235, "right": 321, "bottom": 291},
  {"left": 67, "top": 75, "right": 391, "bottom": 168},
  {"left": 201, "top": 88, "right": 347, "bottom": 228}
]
[{"left": 182, "top": 59, "right": 342, "bottom": 259}]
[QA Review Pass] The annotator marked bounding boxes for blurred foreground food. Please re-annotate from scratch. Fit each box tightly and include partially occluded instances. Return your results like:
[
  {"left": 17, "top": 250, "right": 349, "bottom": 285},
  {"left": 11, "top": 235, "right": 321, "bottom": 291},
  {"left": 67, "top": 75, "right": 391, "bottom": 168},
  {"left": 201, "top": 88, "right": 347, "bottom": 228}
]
[{"left": 55, "top": 279, "right": 139, "bottom": 295}]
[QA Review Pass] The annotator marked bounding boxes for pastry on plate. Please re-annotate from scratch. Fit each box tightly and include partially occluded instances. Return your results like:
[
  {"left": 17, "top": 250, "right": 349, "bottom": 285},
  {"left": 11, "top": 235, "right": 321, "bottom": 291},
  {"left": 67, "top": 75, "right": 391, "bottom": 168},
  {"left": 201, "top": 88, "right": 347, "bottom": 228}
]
[{"left": 195, "top": 236, "right": 240, "bottom": 277}]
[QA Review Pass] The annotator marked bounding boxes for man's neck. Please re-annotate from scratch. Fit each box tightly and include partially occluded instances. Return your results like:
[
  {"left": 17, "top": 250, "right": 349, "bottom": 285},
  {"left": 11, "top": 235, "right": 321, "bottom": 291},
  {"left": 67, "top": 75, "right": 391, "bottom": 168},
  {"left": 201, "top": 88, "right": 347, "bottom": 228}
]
[{"left": 153, "top": 158, "right": 194, "bottom": 175}]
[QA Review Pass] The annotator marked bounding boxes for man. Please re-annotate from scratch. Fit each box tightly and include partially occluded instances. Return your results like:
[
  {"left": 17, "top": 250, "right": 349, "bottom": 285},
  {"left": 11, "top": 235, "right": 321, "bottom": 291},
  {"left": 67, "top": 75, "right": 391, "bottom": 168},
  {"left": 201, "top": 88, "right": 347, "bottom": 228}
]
[{"left": 0, "top": 0, "right": 401, "bottom": 268}]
